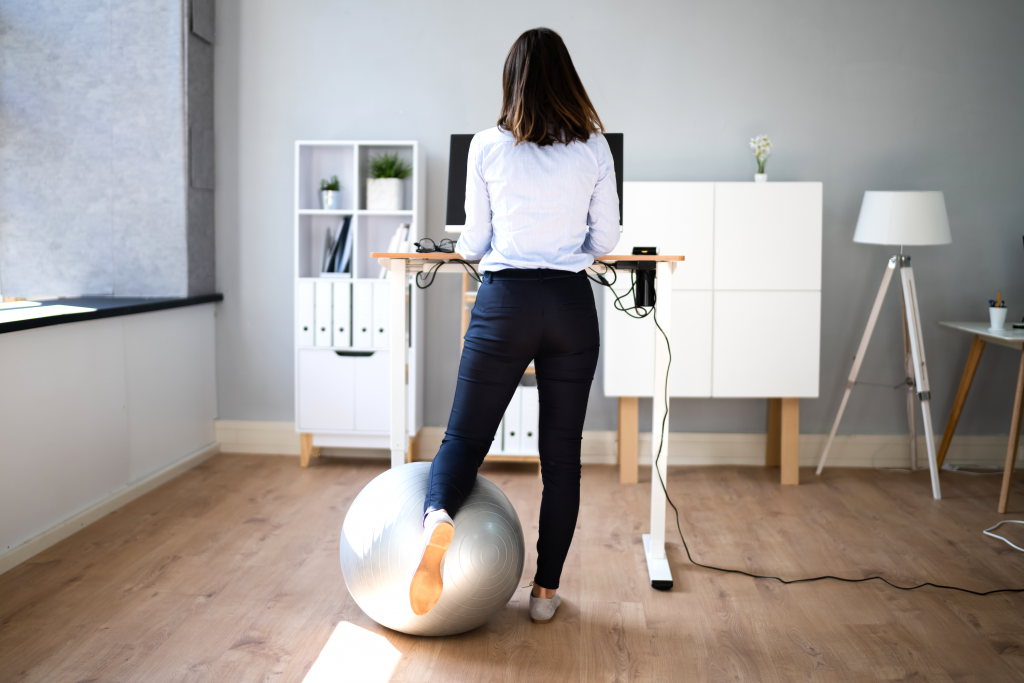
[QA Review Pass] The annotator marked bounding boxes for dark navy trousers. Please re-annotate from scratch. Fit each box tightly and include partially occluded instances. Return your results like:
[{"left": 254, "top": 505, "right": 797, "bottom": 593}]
[{"left": 425, "top": 268, "right": 600, "bottom": 589}]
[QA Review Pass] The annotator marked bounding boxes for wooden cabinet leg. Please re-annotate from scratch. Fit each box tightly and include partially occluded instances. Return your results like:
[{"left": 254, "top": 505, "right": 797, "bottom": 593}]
[
  {"left": 618, "top": 397, "right": 639, "bottom": 484},
  {"left": 408, "top": 433, "right": 418, "bottom": 464},
  {"left": 300, "top": 433, "right": 321, "bottom": 467},
  {"left": 766, "top": 398, "right": 781, "bottom": 467},
  {"left": 780, "top": 398, "right": 800, "bottom": 485},
  {"left": 938, "top": 335, "right": 986, "bottom": 468},
  {"left": 998, "top": 348, "right": 1024, "bottom": 513}
]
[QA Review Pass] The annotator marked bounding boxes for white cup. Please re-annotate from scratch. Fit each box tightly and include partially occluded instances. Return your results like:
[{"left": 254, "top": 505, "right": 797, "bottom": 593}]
[{"left": 989, "top": 307, "right": 1007, "bottom": 330}]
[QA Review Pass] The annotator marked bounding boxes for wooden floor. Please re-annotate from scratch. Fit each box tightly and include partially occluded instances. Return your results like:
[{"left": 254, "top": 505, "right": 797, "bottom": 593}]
[{"left": 2, "top": 455, "right": 1024, "bottom": 683}]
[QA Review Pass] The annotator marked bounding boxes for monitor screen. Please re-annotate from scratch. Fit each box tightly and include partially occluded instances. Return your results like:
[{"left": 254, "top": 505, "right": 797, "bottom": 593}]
[{"left": 445, "top": 133, "right": 623, "bottom": 231}]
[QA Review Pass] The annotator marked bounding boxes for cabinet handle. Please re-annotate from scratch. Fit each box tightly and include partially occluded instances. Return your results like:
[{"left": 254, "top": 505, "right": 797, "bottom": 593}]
[
  {"left": 362, "top": 327, "right": 367, "bottom": 332},
  {"left": 379, "top": 328, "right": 384, "bottom": 333},
  {"left": 510, "top": 431, "right": 516, "bottom": 436},
  {"left": 335, "top": 350, "right": 375, "bottom": 357},
  {"left": 527, "top": 432, "right": 533, "bottom": 437},
  {"left": 320, "top": 327, "right": 326, "bottom": 331},
  {"left": 303, "top": 326, "right": 309, "bottom": 331}
]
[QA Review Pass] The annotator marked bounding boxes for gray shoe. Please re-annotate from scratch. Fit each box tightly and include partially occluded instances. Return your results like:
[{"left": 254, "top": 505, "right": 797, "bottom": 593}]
[{"left": 529, "top": 593, "right": 561, "bottom": 624}]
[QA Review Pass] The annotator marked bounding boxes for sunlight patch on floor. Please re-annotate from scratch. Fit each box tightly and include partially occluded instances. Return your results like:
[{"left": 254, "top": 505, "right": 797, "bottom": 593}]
[{"left": 303, "top": 621, "right": 401, "bottom": 683}]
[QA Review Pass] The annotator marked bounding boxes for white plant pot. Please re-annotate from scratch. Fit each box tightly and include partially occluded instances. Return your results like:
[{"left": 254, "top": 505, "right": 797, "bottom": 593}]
[
  {"left": 367, "top": 178, "right": 403, "bottom": 211},
  {"left": 754, "top": 173, "right": 767, "bottom": 183},
  {"left": 989, "top": 307, "right": 1008, "bottom": 330}
]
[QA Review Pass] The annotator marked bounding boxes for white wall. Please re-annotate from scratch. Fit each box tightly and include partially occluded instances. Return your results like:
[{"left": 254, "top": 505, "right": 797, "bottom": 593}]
[
  {"left": 0, "top": 305, "right": 218, "bottom": 564},
  {"left": 214, "top": 0, "right": 1024, "bottom": 438}
]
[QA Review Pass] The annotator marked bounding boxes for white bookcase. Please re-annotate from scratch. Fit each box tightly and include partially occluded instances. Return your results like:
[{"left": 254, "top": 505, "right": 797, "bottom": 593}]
[{"left": 293, "top": 140, "right": 424, "bottom": 463}]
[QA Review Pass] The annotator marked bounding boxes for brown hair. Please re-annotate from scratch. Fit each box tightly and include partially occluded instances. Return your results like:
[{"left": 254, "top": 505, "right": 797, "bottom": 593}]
[{"left": 497, "top": 28, "right": 604, "bottom": 147}]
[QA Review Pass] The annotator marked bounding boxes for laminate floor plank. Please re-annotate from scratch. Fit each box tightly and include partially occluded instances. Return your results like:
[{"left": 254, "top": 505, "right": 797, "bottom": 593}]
[{"left": 2, "top": 455, "right": 1023, "bottom": 682}]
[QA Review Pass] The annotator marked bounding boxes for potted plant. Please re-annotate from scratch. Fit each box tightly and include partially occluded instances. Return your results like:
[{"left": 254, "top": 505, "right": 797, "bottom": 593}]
[
  {"left": 367, "top": 153, "right": 412, "bottom": 211},
  {"left": 749, "top": 135, "right": 772, "bottom": 182},
  {"left": 320, "top": 175, "right": 341, "bottom": 210}
]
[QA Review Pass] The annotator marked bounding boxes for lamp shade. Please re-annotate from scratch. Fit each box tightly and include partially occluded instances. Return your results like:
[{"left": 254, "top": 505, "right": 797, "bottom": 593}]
[{"left": 852, "top": 191, "right": 952, "bottom": 246}]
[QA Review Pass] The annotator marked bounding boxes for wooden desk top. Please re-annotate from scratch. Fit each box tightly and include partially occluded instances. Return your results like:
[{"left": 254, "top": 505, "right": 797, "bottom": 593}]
[
  {"left": 370, "top": 252, "right": 684, "bottom": 262},
  {"left": 939, "top": 321, "right": 1024, "bottom": 350}
]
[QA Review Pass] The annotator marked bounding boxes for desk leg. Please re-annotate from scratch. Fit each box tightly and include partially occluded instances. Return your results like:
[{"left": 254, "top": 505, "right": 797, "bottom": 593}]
[
  {"left": 938, "top": 335, "right": 986, "bottom": 469},
  {"left": 998, "top": 347, "right": 1024, "bottom": 513},
  {"left": 389, "top": 259, "right": 409, "bottom": 469},
  {"left": 780, "top": 398, "right": 800, "bottom": 485},
  {"left": 643, "top": 262, "right": 673, "bottom": 590},
  {"left": 618, "top": 397, "right": 639, "bottom": 484}
]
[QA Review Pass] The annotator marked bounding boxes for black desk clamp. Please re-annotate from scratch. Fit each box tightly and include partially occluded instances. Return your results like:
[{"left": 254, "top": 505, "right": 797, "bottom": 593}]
[{"left": 611, "top": 246, "right": 659, "bottom": 307}]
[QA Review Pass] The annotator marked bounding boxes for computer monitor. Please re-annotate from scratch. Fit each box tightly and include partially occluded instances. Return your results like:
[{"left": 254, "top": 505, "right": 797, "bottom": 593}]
[{"left": 444, "top": 133, "right": 623, "bottom": 231}]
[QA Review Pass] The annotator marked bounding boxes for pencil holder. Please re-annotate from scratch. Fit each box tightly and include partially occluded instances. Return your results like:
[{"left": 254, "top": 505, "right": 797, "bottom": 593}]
[{"left": 989, "top": 307, "right": 1007, "bottom": 330}]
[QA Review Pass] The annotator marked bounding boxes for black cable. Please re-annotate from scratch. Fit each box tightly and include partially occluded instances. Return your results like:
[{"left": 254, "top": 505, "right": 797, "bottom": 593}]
[{"left": 644, "top": 305, "right": 1024, "bottom": 596}]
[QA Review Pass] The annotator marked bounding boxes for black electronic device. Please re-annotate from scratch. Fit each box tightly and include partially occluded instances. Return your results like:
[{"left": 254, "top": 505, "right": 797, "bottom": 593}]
[{"left": 445, "top": 132, "right": 624, "bottom": 230}]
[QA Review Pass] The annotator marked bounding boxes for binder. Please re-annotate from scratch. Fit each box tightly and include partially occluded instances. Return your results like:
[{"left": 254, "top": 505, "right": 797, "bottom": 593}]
[
  {"left": 314, "top": 281, "right": 333, "bottom": 347},
  {"left": 352, "top": 281, "right": 373, "bottom": 348},
  {"left": 521, "top": 385, "right": 539, "bottom": 454},
  {"left": 297, "top": 280, "right": 315, "bottom": 347},
  {"left": 504, "top": 386, "right": 523, "bottom": 453},
  {"left": 333, "top": 281, "right": 352, "bottom": 348},
  {"left": 372, "top": 281, "right": 390, "bottom": 349},
  {"left": 488, "top": 417, "right": 504, "bottom": 454}
]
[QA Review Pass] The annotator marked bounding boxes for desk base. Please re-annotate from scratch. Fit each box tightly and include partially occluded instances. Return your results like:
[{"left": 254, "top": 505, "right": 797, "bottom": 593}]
[{"left": 643, "top": 534, "right": 673, "bottom": 591}]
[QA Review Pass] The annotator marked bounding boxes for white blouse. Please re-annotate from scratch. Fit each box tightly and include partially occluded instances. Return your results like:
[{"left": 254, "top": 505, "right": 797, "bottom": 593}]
[{"left": 455, "top": 126, "right": 620, "bottom": 273}]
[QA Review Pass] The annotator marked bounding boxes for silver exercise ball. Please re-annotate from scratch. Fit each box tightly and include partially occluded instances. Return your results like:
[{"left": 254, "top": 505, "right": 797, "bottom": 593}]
[{"left": 340, "top": 462, "right": 525, "bottom": 637}]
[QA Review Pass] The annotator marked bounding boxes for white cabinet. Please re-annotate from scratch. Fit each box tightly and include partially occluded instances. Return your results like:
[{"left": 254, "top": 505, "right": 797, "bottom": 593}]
[
  {"left": 504, "top": 386, "right": 523, "bottom": 453},
  {"left": 297, "top": 349, "right": 391, "bottom": 433},
  {"left": 294, "top": 140, "right": 424, "bottom": 451},
  {"left": 603, "top": 181, "right": 822, "bottom": 400},
  {"left": 521, "top": 386, "right": 539, "bottom": 453}
]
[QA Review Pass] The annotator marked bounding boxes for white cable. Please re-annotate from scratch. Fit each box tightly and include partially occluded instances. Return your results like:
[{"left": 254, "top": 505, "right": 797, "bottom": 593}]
[{"left": 983, "top": 521, "right": 1024, "bottom": 553}]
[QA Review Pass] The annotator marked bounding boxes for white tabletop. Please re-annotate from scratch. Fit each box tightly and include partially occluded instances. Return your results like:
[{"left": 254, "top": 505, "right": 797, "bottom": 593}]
[{"left": 939, "top": 322, "right": 1024, "bottom": 350}]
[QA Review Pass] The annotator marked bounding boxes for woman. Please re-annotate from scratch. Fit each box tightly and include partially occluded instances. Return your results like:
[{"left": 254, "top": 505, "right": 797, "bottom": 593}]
[{"left": 410, "top": 27, "right": 619, "bottom": 624}]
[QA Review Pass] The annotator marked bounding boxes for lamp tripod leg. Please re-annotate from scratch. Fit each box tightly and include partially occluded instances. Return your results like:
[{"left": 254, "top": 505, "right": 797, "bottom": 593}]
[
  {"left": 902, "top": 299, "right": 918, "bottom": 471},
  {"left": 817, "top": 257, "right": 898, "bottom": 475},
  {"left": 900, "top": 260, "right": 942, "bottom": 499}
]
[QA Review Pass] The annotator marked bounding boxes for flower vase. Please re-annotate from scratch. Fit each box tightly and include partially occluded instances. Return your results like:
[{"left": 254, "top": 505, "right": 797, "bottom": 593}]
[
  {"left": 754, "top": 173, "right": 767, "bottom": 183},
  {"left": 367, "top": 178, "right": 403, "bottom": 211}
]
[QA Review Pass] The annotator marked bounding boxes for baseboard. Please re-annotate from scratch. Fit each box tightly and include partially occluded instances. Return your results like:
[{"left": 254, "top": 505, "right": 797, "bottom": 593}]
[
  {"left": 0, "top": 442, "right": 220, "bottom": 576},
  {"left": 219, "top": 420, "right": 1018, "bottom": 469}
]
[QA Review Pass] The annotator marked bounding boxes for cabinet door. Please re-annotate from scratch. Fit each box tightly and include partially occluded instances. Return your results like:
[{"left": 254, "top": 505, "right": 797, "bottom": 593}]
[
  {"left": 504, "top": 386, "right": 523, "bottom": 453},
  {"left": 712, "top": 291, "right": 821, "bottom": 398},
  {"left": 713, "top": 182, "right": 822, "bottom": 291},
  {"left": 352, "top": 281, "right": 373, "bottom": 348},
  {"left": 602, "top": 288, "right": 713, "bottom": 397},
  {"left": 521, "top": 385, "right": 539, "bottom": 454},
  {"left": 618, "top": 182, "right": 714, "bottom": 290},
  {"left": 333, "top": 282, "right": 352, "bottom": 348},
  {"left": 297, "top": 281, "right": 315, "bottom": 347},
  {"left": 297, "top": 350, "right": 354, "bottom": 431},
  {"left": 314, "top": 280, "right": 333, "bottom": 347},
  {"left": 372, "top": 281, "right": 390, "bottom": 349},
  {"left": 354, "top": 351, "right": 390, "bottom": 432}
]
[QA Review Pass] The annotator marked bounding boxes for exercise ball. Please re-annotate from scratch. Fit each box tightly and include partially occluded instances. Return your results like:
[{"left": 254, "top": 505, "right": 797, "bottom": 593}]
[{"left": 340, "top": 462, "right": 525, "bottom": 636}]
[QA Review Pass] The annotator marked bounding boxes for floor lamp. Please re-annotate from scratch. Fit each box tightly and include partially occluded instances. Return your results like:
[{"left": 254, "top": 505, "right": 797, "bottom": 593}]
[{"left": 816, "top": 191, "right": 952, "bottom": 499}]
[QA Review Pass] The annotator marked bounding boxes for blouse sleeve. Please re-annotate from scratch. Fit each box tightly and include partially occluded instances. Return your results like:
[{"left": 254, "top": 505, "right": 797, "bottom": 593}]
[
  {"left": 454, "top": 135, "right": 493, "bottom": 261},
  {"left": 581, "top": 134, "right": 620, "bottom": 257}
]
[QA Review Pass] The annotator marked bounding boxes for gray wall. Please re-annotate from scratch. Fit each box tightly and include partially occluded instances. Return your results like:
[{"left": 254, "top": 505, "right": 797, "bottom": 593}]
[
  {"left": 214, "top": 0, "right": 1024, "bottom": 437},
  {"left": 0, "top": 0, "right": 215, "bottom": 298}
]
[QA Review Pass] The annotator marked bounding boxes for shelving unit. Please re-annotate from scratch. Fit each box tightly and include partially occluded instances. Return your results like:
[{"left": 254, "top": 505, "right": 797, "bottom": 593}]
[{"left": 293, "top": 140, "right": 425, "bottom": 465}]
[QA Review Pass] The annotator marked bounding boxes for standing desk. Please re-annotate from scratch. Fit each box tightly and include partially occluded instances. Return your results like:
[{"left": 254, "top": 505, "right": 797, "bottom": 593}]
[
  {"left": 937, "top": 322, "right": 1024, "bottom": 513},
  {"left": 374, "top": 252, "right": 685, "bottom": 589}
]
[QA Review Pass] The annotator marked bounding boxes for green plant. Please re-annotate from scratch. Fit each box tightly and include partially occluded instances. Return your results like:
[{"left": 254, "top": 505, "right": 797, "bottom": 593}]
[
  {"left": 369, "top": 153, "right": 412, "bottom": 180},
  {"left": 320, "top": 175, "right": 340, "bottom": 191}
]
